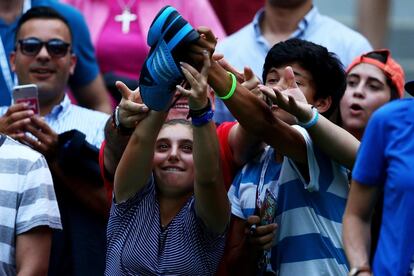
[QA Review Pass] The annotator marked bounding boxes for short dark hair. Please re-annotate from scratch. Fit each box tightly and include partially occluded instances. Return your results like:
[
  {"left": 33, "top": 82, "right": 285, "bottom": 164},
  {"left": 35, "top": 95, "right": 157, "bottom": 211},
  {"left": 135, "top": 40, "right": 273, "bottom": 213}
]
[
  {"left": 163, "top": 119, "right": 191, "bottom": 128},
  {"left": 15, "top": 6, "right": 72, "bottom": 42},
  {"left": 363, "top": 51, "right": 400, "bottom": 100},
  {"left": 262, "top": 38, "right": 346, "bottom": 117}
]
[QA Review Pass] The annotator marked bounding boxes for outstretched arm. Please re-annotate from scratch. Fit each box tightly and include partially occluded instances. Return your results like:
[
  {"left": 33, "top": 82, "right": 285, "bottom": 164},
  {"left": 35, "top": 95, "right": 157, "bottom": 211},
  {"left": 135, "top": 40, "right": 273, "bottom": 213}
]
[
  {"left": 261, "top": 77, "right": 360, "bottom": 170},
  {"left": 190, "top": 28, "right": 307, "bottom": 164},
  {"left": 209, "top": 61, "right": 307, "bottom": 163},
  {"left": 113, "top": 100, "right": 165, "bottom": 202},
  {"left": 178, "top": 51, "right": 230, "bottom": 234},
  {"left": 219, "top": 62, "right": 266, "bottom": 167}
]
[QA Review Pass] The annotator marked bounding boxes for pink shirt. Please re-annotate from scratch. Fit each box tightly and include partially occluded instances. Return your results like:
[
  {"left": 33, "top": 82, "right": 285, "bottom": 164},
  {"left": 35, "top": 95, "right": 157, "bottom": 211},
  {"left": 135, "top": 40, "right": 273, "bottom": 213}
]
[
  {"left": 96, "top": 0, "right": 147, "bottom": 79},
  {"left": 63, "top": 0, "right": 226, "bottom": 79}
]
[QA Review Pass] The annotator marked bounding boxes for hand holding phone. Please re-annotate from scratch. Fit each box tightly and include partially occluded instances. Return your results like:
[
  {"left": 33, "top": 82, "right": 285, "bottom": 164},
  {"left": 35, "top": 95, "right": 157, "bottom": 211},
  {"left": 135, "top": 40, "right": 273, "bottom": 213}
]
[{"left": 12, "top": 84, "right": 39, "bottom": 115}]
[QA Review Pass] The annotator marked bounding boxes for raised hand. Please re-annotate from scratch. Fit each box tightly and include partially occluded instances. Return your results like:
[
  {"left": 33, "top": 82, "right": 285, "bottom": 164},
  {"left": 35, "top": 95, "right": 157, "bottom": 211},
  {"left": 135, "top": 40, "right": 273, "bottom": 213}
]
[
  {"left": 216, "top": 58, "right": 264, "bottom": 103},
  {"left": 186, "top": 27, "right": 217, "bottom": 68},
  {"left": 0, "top": 103, "right": 34, "bottom": 139},
  {"left": 259, "top": 66, "right": 313, "bottom": 122},
  {"left": 115, "top": 81, "right": 149, "bottom": 128},
  {"left": 241, "top": 67, "right": 262, "bottom": 100},
  {"left": 176, "top": 50, "right": 211, "bottom": 110}
]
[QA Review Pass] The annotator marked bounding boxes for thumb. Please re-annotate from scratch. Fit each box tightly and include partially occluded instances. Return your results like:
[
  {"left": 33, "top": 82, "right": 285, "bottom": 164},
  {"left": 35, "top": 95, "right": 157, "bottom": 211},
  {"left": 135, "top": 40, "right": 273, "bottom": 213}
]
[
  {"left": 115, "top": 81, "right": 132, "bottom": 100},
  {"left": 284, "top": 66, "right": 298, "bottom": 89},
  {"left": 243, "top": 66, "right": 255, "bottom": 82},
  {"left": 247, "top": 215, "right": 261, "bottom": 226}
]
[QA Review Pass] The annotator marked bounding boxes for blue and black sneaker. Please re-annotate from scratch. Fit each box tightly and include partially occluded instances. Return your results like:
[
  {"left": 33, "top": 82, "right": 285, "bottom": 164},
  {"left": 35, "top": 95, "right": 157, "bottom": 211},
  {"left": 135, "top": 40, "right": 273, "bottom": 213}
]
[{"left": 139, "top": 6, "right": 200, "bottom": 111}]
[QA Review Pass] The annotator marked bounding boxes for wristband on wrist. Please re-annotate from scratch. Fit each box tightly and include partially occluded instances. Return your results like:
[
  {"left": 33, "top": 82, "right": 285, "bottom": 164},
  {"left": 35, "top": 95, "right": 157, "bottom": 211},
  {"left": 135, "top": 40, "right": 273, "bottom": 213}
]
[
  {"left": 298, "top": 106, "right": 319, "bottom": 129},
  {"left": 112, "top": 106, "right": 134, "bottom": 135},
  {"left": 189, "top": 99, "right": 214, "bottom": 127},
  {"left": 188, "top": 98, "right": 212, "bottom": 118},
  {"left": 191, "top": 110, "right": 214, "bottom": 127},
  {"left": 217, "top": 72, "right": 237, "bottom": 100}
]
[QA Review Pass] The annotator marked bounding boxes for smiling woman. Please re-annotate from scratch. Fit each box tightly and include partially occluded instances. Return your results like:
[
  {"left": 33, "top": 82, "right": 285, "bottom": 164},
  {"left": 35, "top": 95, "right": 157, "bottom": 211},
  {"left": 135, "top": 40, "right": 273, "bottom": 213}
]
[
  {"left": 105, "top": 52, "right": 230, "bottom": 275},
  {"left": 153, "top": 120, "right": 195, "bottom": 196}
]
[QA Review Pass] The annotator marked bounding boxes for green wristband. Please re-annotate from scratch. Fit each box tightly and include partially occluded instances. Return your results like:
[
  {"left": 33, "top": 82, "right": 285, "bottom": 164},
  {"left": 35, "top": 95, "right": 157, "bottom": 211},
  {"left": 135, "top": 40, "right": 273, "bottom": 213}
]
[{"left": 218, "top": 72, "right": 237, "bottom": 100}]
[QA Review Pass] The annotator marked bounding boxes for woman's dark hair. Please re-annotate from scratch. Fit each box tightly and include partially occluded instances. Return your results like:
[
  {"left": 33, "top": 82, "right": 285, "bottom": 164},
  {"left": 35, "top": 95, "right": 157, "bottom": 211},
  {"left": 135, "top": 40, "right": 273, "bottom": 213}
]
[
  {"left": 163, "top": 119, "right": 191, "bottom": 128},
  {"left": 262, "top": 38, "right": 346, "bottom": 117}
]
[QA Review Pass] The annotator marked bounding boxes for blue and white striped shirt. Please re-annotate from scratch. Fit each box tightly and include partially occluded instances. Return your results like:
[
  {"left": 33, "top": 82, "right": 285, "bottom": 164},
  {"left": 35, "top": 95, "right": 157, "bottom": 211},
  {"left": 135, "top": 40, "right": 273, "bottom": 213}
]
[
  {"left": 106, "top": 177, "right": 226, "bottom": 275},
  {"left": 228, "top": 126, "right": 350, "bottom": 275},
  {"left": 0, "top": 95, "right": 109, "bottom": 147},
  {"left": 228, "top": 146, "right": 282, "bottom": 219},
  {"left": 0, "top": 135, "right": 61, "bottom": 275}
]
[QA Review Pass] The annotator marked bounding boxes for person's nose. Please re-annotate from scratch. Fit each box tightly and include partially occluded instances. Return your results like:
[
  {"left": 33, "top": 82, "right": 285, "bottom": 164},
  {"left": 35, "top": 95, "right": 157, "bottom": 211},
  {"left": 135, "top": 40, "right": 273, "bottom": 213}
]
[
  {"left": 167, "top": 145, "right": 180, "bottom": 162},
  {"left": 36, "top": 44, "right": 51, "bottom": 61},
  {"left": 352, "top": 81, "right": 365, "bottom": 99}
]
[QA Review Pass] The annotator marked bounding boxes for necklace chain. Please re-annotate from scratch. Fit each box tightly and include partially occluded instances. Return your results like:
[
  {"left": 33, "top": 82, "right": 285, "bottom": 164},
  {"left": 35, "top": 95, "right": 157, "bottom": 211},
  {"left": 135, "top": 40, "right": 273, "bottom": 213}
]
[{"left": 116, "top": 0, "right": 136, "bottom": 10}]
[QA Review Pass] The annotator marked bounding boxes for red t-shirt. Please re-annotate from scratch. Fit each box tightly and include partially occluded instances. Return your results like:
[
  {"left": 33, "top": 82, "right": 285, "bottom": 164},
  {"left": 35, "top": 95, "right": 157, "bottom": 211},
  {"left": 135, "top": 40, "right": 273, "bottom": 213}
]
[{"left": 216, "top": 121, "right": 238, "bottom": 190}]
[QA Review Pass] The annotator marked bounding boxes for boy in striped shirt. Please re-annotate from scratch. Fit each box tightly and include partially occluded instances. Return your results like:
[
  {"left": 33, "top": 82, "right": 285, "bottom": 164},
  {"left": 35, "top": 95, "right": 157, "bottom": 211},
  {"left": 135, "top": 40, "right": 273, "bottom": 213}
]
[
  {"left": 0, "top": 134, "right": 61, "bottom": 275},
  {"left": 196, "top": 35, "right": 350, "bottom": 275}
]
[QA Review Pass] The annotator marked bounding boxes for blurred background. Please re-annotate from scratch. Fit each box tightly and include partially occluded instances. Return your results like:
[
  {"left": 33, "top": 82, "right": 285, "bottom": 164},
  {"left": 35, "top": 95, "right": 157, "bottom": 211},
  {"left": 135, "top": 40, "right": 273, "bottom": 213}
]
[
  {"left": 212, "top": 0, "right": 414, "bottom": 95},
  {"left": 314, "top": 0, "right": 414, "bottom": 95}
]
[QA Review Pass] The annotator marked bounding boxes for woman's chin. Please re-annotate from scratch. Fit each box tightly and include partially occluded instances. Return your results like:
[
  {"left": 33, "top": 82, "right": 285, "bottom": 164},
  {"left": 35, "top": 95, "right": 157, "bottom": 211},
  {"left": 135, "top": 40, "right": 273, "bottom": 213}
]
[{"left": 156, "top": 180, "right": 193, "bottom": 197}]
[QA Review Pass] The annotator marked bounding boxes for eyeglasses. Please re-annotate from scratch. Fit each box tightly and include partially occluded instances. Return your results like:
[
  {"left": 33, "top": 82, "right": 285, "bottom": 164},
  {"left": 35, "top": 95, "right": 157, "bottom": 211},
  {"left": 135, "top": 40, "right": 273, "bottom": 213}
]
[{"left": 17, "top": 37, "right": 71, "bottom": 58}]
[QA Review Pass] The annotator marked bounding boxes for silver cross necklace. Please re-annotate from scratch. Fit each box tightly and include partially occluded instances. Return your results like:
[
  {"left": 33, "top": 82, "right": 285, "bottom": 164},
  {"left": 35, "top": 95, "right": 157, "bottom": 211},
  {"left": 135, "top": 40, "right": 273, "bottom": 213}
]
[{"left": 114, "top": 0, "right": 137, "bottom": 34}]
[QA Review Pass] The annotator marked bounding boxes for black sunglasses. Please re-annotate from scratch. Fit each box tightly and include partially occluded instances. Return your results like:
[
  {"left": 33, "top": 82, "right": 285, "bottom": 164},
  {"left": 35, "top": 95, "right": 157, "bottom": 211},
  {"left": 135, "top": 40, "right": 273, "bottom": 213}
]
[{"left": 17, "top": 37, "right": 71, "bottom": 58}]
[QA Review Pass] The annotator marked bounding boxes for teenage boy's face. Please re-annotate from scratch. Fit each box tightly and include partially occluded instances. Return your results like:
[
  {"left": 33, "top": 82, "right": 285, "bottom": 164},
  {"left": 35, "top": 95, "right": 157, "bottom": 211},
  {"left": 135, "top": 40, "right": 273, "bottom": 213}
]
[{"left": 264, "top": 63, "right": 316, "bottom": 124}]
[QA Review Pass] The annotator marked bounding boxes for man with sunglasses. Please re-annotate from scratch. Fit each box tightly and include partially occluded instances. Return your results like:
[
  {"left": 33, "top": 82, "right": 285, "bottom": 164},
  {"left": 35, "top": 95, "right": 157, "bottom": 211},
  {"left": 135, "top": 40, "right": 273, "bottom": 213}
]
[
  {"left": 0, "top": 7, "right": 110, "bottom": 275},
  {"left": 0, "top": 0, "right": 111, "bottom": 113}
]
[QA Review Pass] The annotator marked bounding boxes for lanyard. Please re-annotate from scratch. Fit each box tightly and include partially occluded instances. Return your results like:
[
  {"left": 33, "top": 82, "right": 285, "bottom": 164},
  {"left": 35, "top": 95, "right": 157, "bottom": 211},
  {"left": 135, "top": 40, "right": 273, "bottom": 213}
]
[
  {"left": 255, "top": 146, "right": 279, "bottom": 210},
  {"left": 0, "top": 0, "right": 31, "bottom": 94}
]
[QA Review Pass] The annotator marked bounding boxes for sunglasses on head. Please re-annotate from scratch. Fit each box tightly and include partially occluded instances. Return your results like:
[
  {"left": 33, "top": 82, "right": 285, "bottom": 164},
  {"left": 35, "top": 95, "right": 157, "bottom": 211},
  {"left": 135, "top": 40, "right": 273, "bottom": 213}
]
[{"left": 17, "top": 37, "right": 71, "bottom": 58}]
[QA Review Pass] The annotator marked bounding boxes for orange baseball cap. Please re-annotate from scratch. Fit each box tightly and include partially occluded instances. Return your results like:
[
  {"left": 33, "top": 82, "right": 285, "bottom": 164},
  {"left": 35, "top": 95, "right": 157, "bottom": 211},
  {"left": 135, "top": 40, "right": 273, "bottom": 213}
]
[{"left": 347, "top": 49, "right": 405, "bottom": 98}]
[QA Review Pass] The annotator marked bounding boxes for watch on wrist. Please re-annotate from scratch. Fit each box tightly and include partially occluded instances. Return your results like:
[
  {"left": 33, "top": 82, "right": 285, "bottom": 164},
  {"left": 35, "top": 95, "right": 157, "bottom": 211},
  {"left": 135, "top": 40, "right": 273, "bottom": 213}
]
[
  {"left": 348, "top": 266, "right": 371, "bottom": 276},
  {"left": 112, "top": 106, "right": 134, "bottom": 135}
]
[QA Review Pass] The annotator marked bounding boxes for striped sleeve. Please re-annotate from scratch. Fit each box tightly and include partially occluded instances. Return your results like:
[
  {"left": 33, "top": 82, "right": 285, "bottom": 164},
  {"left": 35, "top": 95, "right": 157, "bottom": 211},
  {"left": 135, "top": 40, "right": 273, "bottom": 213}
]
[
  {"left": 0, "top": 137, "right": 61, "bottom": 234},
  {"left": 228, "top": 170, "right": 247, "bottom": 219},
  {"left": 291, "top": 125, "right": 320, "bottom": 192},
  {"left": 0, "top": 136, "right": 61, "bottom": 271},
  {"left": 15, "top": 149, "right": 62, "bottom": 234}
]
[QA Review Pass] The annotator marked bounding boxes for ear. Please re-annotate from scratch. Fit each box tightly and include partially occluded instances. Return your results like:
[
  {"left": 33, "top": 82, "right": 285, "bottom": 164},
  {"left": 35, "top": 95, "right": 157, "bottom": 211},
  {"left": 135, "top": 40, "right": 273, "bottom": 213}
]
[
  {"left": 69, "top": 54, "right": 77, "bottom": 75},
  {"left": 313, "top": 95, "right": 332, "bottom": 114},
  {"left": 10, "top": 51, "right": 16, "bottom": 72}
]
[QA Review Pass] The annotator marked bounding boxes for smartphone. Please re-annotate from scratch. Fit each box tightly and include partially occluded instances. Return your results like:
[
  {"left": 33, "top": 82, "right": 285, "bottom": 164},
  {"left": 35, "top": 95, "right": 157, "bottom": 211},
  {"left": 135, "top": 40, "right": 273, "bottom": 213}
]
[{"left": 12, "top": 84, "right": 39, "bottom": 115}]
